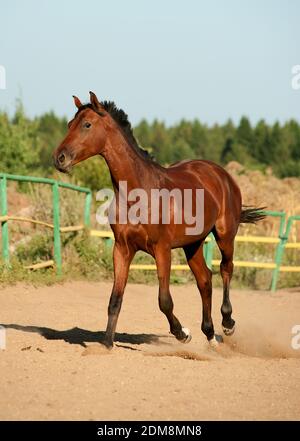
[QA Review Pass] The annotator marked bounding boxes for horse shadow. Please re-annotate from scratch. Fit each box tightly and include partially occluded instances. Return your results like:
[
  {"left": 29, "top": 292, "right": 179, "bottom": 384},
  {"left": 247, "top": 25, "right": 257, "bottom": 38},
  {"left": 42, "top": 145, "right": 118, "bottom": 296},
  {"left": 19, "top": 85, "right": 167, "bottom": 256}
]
[{"left": 1, "top": 323, "right": 169, "bottom": 349}]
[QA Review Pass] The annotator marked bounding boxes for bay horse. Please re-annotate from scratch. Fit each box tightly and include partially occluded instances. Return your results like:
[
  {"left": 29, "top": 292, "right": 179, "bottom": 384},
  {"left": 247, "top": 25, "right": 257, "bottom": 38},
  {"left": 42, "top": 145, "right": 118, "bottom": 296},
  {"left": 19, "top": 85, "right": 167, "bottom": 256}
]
[{"left": 53, "top": 92, "right": 264, "bottom": 349}]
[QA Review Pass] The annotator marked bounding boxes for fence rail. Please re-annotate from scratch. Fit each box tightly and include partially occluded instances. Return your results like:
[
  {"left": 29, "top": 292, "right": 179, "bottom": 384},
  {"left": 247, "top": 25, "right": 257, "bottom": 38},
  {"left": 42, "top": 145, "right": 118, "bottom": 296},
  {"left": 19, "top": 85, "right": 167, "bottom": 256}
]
[
  {"left": 88, "top": 213, "right": 300, "bottom": 291},
  {"left": 0, "top": 173, "right": 299, "bottom": 291},
  {"left": 0, "top": 172, "right": 92, "bottom": 275}
]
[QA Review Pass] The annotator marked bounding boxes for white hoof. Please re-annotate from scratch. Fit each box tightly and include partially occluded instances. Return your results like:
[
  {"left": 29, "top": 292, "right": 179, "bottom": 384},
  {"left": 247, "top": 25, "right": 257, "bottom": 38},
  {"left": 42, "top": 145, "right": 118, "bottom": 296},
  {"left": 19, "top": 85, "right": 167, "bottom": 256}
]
[
  {"left": 222, "top": 324, "right": 235, "bottom": 336},
  {"left": 179, "top": 327, "right": 192, "bottom": 344},
  {"left": 209, "top": 334, "right": 223, "bottom": 348}
]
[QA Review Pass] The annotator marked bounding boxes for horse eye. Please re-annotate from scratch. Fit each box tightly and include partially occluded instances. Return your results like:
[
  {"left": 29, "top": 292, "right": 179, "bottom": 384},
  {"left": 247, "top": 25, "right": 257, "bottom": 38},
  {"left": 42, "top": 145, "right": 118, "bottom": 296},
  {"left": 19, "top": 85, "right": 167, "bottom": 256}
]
[{"left": 84, "top": 122, "right": 91, "bottom": 129}]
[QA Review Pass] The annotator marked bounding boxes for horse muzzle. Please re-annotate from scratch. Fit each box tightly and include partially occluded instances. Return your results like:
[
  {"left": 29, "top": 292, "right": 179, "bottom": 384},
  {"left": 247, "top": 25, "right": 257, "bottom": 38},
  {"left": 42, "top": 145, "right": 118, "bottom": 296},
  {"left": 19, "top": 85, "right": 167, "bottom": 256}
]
[{"left": 53, "top": 149, "right": 74, "bottom": 173}]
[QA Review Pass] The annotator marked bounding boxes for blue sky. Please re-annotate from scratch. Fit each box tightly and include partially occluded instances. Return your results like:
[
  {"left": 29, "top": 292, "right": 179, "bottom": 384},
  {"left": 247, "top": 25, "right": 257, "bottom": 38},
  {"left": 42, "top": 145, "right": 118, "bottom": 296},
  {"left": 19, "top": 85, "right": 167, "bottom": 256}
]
[{"left": 0, "top": 0, "right": 299, "bottom": 125}]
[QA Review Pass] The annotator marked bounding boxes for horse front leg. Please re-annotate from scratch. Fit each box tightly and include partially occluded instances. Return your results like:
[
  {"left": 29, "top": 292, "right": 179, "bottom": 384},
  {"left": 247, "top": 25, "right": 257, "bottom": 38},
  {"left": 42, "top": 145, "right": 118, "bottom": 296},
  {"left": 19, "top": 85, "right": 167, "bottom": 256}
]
[
  {"left": 103, "top": 242, "right": 134, "bottom": 349},
  {"left": 155, "top": 244, "right": 192, "bottom": 343}
]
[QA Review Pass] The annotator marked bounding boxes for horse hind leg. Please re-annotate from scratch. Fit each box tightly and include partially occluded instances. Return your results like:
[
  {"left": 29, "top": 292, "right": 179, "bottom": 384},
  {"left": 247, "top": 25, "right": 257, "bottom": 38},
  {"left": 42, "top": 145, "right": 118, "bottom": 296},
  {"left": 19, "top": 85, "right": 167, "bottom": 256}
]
[
  {"left": 214, "top": 234, "right": 236, "bottom": 336},
  {"left": 184, "top": 242, "right": 223, "bottom": 347}
]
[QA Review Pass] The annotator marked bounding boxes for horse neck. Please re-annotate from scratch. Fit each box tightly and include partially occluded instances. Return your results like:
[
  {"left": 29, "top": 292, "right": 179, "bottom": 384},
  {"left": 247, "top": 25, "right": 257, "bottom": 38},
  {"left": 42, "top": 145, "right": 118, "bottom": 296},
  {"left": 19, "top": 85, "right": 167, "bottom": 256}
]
[{"left": 102, "top": 124, "right": 155, "bottom": 191}]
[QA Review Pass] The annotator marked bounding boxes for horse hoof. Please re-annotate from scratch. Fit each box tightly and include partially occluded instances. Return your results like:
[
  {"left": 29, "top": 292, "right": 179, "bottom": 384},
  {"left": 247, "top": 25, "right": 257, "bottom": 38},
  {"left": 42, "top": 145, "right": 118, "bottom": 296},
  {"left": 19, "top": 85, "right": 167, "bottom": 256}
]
[
  {"left": 209, "top": 334, "right": 223, "bottom": 348},
  {"left": 222, "top": 324, "right": 235, "bottom": 336},
  {"left": 102, "top": 341, "right": 114, "bottom": 350},
  {"left": 179, "top": 327, "right": 192, "bottom": 344}
]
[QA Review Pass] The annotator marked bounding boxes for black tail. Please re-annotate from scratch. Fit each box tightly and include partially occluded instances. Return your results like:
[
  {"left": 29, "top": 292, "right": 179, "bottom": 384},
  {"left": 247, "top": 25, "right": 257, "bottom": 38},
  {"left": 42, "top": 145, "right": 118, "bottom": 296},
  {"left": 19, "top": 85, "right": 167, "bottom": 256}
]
[{"left": 240, "top": 206, "right": 266, "bottom": 224}]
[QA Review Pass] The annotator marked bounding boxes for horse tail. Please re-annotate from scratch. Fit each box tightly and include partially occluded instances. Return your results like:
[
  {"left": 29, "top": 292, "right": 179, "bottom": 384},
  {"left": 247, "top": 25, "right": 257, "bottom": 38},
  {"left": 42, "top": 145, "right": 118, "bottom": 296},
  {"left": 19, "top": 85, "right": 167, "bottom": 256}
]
[{"left": 240, "top": 205, "right": 266, "bottom": 224}]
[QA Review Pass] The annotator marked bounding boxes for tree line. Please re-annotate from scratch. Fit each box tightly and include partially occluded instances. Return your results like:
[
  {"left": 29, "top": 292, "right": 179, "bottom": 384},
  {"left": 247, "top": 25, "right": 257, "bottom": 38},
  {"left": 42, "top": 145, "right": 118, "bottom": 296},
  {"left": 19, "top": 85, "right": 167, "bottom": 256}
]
[{"left": 0, "top": 101, "right": 299, "bottom": 190}]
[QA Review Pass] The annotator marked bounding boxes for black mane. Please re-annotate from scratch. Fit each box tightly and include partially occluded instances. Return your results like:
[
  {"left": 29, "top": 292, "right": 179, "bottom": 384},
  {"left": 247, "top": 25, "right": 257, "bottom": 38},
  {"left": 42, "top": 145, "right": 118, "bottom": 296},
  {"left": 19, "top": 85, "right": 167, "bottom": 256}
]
[{"left": 75, "top": 101, "right": 154, "bottom": 162}]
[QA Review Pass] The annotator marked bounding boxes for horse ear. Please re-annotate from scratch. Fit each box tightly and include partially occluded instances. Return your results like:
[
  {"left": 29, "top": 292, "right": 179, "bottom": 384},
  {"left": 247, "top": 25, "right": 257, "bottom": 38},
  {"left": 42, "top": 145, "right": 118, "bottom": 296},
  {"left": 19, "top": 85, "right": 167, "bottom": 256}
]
[
  {"left": 73, "top": 95, "right": 82, "bottom": 109},
  {"left": 89, "top": 91, "right": 105, "bottom": 116}
]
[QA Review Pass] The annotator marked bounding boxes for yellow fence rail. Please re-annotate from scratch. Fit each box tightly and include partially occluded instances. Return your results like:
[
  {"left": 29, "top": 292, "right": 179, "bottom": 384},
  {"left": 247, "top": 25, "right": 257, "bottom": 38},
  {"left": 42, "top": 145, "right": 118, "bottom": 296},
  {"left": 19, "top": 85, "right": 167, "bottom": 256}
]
[
  {"left": 2, "top": 213, "right": 300, "bottom": 290},
  {"left": 90, "top": 228, "right": 300, "bottom": 291}
]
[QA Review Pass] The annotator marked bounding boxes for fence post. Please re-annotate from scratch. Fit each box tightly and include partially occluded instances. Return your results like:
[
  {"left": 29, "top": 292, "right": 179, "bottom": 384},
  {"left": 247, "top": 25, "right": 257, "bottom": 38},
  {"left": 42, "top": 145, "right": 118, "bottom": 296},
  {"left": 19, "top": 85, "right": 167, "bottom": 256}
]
[
  {"left": 0, "top": 176, "right": 9, "bottom": 265},
  {"left": 270, "top": 212, "right": 287, "bottom": 292},
  {"left": 271, "top": 237, "right": 287, "bottom": 292},
  {"left": 84, "top": 192, "right": 92, "bottom": 227},
  {"left": 203, "top": 241, "right": 208, "bottom": 262},
  {"left": 205, "top": 234, "right": 214, "bottom": 270},
  {"left": 52, "top": 182, "right": 62, "bottom": 275},
  {"left": 271, "top": 214, "right": 300, "bottom": 291}
]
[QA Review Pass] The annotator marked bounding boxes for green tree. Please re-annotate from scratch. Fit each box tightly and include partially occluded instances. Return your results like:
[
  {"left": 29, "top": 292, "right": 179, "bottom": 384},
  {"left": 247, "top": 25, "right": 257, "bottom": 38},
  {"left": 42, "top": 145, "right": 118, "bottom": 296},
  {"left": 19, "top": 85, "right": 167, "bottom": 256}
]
[
  {"left": 270, "top": 122, "right": 288, "bottom": 165},
  {"left": 253, "top": 120, "right": 272, "bottom": 164},
  {"left": 221, "top": 138, "right": 252, "bottom": 165},
  {"left": 236, "top": 116, "right": 254, "bottom": 154},
  {"left": 72, "top": 156, "right": 112, "bottom": 191},
  {"left": 36, "top": 111, "right": 68, "bottom": 173},
  {"left": 170, "top": 138, "right": 196, "bottom": 163},
  {"left": 1, "top": 99, "right": 300, "bottom": 183},
  {"left": 133, "top": 119, "right": 152, "bottom": 148},
  {"left": 0, "top": 101, "right": 39, "bottom": 175}
]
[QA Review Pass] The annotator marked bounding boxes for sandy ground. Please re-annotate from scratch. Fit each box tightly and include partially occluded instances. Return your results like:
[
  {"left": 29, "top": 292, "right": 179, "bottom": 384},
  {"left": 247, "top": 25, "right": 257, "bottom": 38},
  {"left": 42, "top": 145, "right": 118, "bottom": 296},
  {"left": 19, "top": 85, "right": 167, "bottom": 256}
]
[{"left": 0, "top": 281, "right": 300, "bottom": 421}]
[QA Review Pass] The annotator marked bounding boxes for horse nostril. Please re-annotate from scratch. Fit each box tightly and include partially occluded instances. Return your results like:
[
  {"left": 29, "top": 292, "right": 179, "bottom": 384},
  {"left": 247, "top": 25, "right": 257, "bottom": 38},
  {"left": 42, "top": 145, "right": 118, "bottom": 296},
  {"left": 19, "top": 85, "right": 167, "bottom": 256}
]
[{"left": 58, "top": 153, "right": 65, "bottom": 164}]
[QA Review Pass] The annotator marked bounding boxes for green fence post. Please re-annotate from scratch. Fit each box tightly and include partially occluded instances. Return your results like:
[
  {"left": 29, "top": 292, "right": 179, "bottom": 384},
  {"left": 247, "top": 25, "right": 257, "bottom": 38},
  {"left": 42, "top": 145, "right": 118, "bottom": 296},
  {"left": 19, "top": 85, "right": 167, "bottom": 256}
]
[
  {"left": 205, "top": 233, "right": 214, "bottom": 270},
  {"left": 203, "top": 241, "right": 208, "bottom": 262},
  {"left": 271, "top": 236, "right": 287, "bottom": 292},
  {"left": 270, "top": 212, "right": 287, "bottom": 292},
  {"left": 84, "top": 192, "right": 92, "bottom": 227},
  {"left": 0, "top": 176, "right": 9, "bottom": 265},
  {"left": 104, "top": 237, "right": 114, "bottom": 248},
  {"left": 271, "top": 214, "right": 300, "bottom": 292},
  {"left": 52, "top": 182, "right": 62, "bottom": 275}
]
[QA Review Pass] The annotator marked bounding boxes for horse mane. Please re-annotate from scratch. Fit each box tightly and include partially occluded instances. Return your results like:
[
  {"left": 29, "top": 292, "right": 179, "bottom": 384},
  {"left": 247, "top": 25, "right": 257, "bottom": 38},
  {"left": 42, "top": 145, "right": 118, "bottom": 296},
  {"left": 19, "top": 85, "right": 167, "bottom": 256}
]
[{"left": 75, "top": 101, "right": 154, "bottom": 162}]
